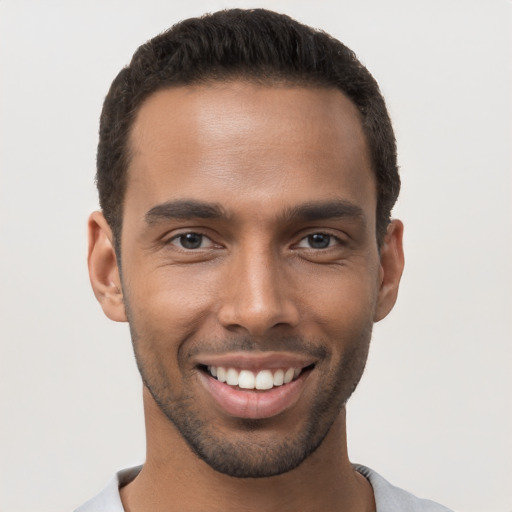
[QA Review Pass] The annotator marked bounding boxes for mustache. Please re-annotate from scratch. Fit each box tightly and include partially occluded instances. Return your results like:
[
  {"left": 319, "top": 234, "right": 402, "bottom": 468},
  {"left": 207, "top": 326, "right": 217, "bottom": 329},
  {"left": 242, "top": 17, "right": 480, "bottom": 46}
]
[{"left": 184, "top": 335, "right": 329, "bottom": 360}]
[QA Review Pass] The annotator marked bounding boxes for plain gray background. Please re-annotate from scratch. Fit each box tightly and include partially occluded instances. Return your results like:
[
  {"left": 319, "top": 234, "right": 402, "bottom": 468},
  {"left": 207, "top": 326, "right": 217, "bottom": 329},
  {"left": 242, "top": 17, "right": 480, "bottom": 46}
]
[{"left": 0, "top": 1, "right": 511, "bottom": 511}]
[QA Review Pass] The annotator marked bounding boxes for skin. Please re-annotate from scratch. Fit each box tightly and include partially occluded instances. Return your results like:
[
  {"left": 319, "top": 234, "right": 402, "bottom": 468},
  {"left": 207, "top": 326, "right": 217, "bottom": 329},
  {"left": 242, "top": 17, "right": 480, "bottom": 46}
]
[{"left": 88, "top": 82, "right": 404, "bottom": 512}]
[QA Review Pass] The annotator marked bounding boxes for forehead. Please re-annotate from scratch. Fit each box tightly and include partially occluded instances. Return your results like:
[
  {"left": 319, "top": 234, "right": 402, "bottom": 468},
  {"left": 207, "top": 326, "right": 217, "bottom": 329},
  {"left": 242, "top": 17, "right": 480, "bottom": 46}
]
[{"left": 125, "top": 82, "right": 375, "bottom": 225}]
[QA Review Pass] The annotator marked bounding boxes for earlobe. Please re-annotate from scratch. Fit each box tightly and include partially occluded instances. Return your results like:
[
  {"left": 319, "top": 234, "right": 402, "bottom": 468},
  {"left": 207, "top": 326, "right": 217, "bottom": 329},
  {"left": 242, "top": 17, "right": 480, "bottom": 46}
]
[
  {"left": 87, "top": 211, "right": 127, "bottom": 322},
  {"left": 374, "top": 219, "right": 405, "bottom": 322}
]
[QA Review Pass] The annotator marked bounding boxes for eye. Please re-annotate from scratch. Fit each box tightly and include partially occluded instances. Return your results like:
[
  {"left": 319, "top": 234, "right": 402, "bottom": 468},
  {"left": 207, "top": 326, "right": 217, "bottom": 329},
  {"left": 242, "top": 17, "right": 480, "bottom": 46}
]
[
  {"left": 169, "top": 232, "right": 214, "bottom": 250},
  {"left": 297, "top": 233, "right": 338, "bottom": 249}
]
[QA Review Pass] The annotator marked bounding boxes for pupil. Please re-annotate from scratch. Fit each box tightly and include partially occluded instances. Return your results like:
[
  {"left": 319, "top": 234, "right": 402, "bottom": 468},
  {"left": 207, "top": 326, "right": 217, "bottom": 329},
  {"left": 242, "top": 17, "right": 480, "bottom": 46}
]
[
  {"left": 309, "top": 234, "right": 330, "bottom": 249},
  {"left": 181, "top": 233, "right": 202, "bottom": 249}
]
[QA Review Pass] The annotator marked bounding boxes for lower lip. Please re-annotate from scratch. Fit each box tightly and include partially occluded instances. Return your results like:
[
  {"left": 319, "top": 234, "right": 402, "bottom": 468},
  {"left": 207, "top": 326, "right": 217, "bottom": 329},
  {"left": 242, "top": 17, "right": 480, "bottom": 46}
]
[{"left": 198, "top": 370, "right": 309, "bottom": 420}]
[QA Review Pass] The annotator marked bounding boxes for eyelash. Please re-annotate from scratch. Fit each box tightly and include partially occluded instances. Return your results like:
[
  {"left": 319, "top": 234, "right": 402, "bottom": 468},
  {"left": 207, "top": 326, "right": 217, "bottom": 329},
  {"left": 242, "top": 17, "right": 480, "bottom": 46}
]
[{"left": 166, "top": 231, "right": 344, "bottom": 251}]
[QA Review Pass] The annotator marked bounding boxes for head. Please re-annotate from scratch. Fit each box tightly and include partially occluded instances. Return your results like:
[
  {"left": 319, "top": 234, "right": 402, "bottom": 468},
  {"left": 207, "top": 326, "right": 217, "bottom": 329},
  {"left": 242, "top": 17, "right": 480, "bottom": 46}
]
[
  {"left": 89, "top": 9, "right": 404, "bottom": 480},
  {"left": 96, "top": 8, "right": 399, "bottom": 257}
]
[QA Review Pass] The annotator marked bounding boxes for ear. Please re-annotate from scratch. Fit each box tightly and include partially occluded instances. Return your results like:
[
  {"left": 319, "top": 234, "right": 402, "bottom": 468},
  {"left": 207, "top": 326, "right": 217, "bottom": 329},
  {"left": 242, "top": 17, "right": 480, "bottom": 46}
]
[
  {"left": 87, "top": 211, "right": 127, "bottom": 322},
  {"left": 374, "top": 219, "right": 405, "bottom": 322}
]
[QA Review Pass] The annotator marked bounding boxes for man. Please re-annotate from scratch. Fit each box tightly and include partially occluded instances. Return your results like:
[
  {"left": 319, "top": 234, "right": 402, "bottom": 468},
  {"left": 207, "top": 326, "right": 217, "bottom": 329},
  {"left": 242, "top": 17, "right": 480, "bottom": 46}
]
[{"left": 79, "top": 8, "right": 452, "bottom": 512}]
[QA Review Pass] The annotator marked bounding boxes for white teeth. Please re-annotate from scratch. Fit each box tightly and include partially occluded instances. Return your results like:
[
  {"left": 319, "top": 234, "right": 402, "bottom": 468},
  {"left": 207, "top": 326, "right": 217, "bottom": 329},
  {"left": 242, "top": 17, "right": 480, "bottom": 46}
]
[
  {"left": 283, "top": 368, "right": 295, "bottom": 384},
  {"left": 207, "top": 366, "right": 302, "bottom": 389},
  {"left": 273, "top": 369, "right": 284, "bottom": 386},
  {"left": 238, "top": 370, "right": 255, "bottom": 389},
  {"left": 216, "top": 366, "right": 227, "bottom": 383},
  {"left": 226, "top": 368, "right": 239, "bottom": 386},
  {"left": 255, "top": 370, "right": 274, "bottom": 390}
]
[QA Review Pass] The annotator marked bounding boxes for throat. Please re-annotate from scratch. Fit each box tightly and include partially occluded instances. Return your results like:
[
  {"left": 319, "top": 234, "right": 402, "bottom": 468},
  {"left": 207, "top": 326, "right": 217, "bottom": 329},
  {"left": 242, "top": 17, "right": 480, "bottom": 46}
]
[{"left": 138, "top": 398, "right": 367, "bottom": 512}]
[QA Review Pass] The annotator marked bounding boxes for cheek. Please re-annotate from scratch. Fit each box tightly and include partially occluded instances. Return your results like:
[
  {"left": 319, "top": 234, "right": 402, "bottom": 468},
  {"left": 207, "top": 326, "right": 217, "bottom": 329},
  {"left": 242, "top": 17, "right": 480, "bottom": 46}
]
[
  {"left": 124, "top": 267, "right": 217, "bottom": 350},
  {"left": 304, "top": 268, "right": 379, "bottom": 343},
  {"left": 123, "top": 285, "right": 201, "bottom": 398}
]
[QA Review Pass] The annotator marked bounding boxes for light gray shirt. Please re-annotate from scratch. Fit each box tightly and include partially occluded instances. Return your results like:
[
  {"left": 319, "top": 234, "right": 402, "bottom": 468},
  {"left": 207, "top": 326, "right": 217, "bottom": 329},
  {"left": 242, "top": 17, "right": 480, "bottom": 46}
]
[{"left": 75, "top": 464, "right": 453, "bottom": 511}]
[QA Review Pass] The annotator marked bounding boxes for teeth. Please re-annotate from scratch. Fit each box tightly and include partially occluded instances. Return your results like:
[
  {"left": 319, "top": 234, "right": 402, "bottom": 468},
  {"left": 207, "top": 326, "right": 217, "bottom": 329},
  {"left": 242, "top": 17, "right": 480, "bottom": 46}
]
[
  {"left": 284, "top": 368, "right": 295, "bottom": 384},
  {"left": 273, "top": 369, "right": 284, "bottom": 386},
  {"left": 217, "top": 366, "right": 227, "bottom": 383},
  {"left": 238, "top": 370, "right": 255, "bottom": 389},
  {"left": 207, "top": 366, "right": 302, "bottom": 390},
  {"left": 226, "top": 368, "right": 239, "bottom": 386},
  {"left": 255, "top": 370, "right": 273, "bottom": 390}
]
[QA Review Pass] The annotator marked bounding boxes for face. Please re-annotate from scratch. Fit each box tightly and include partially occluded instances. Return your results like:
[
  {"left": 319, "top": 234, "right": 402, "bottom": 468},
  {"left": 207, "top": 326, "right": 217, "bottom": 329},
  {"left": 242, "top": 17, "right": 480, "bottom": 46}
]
[{"left": 89, "top": 81, "right": 403, "bottom": 478}]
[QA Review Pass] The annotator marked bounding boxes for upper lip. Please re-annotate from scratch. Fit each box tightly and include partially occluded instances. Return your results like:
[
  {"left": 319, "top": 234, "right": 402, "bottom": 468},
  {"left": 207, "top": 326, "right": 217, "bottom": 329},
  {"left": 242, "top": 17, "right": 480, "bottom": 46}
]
[{"left": 194, "top": 351, "right": 316, "bottom": 371}]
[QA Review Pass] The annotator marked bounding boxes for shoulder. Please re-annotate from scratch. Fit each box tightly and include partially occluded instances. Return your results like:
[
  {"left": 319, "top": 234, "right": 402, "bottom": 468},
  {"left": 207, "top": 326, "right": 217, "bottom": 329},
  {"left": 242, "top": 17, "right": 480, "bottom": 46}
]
[
  {"left": 353, "top": 464, "right": 454, "bottom": 512},
  {"left": 74, "top": 466, "right": 142, "bottom": 512}
]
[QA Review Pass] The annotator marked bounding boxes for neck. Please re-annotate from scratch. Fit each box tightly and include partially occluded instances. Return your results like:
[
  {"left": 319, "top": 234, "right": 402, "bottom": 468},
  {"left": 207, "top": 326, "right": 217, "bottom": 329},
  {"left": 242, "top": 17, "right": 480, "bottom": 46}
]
[{"left": 120, "top": 387, "right": 374, "bottom": 512}]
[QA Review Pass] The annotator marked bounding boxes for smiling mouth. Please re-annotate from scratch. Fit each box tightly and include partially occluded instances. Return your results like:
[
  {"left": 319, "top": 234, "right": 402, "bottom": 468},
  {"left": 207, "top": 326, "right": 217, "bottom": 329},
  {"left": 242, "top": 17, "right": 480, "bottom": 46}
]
[
  {"left": 198, "top": 364, "right": 314, "bottom": 391},
  {"left": 196, "top": 359, "right": 315, "bottom": 419}
]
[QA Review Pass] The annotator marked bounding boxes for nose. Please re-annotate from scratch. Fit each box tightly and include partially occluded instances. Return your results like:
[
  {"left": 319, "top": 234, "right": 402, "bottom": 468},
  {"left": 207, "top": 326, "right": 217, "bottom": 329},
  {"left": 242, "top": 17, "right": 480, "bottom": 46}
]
[{"left": 217, "top": 245, "right": 300, "bottom": 336}]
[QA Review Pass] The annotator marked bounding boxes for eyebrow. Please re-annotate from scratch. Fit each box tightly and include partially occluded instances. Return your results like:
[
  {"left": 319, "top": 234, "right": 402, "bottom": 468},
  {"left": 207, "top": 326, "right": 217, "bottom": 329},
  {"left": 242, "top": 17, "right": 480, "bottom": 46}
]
[
  {"left": 144, "top": 198, "right": 365, "bottom": 225},
  {"left": 282, "top": 200, "right": 366, "bottom": 223},
  {"left": 145, "top": 200, "right": 225, "bottom": 224}
]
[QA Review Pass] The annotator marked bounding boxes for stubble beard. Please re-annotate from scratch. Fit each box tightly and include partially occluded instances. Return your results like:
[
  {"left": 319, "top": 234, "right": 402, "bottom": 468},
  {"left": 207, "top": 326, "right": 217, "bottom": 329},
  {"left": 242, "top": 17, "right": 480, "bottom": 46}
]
[{"left": 125, "top": 308, "right": 373, "bottom": 478}]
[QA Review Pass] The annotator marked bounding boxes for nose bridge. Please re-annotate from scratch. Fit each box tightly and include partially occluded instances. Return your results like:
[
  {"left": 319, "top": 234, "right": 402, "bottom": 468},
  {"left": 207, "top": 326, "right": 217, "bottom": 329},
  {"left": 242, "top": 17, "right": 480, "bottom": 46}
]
[{"left": 218, "top": 239, "right": 299, "bottom": 335}]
